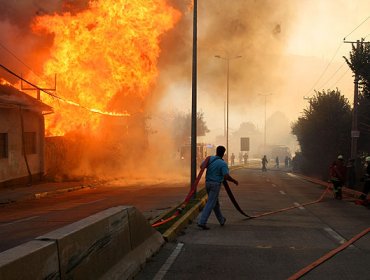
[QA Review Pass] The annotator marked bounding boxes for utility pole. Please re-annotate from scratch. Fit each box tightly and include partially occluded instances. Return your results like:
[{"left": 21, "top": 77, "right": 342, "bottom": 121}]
[
  {"left": 344, "top": 39, "right": 362, "bottom": 159},
  {"left": 21, "top": 74, "right": 56, "bottom": 101},
  {"left": 190, "top": 0, "right": 197, "bottom": 195}
]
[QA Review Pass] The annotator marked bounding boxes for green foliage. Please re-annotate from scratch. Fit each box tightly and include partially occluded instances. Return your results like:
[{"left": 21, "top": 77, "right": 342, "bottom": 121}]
[
  {"left": 291, "top": 89, "right": 351, "bottom": 178},
  {"left": 343, "top": 39, "right": 370, "bottom": 97}
]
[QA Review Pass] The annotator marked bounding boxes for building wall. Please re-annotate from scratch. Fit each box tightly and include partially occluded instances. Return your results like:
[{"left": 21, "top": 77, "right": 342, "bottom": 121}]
[{"left": 0, "top": 107, "right": 44, "bottom": 185}]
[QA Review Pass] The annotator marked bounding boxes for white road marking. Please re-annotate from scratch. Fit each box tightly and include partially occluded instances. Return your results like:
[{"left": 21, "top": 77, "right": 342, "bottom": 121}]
[
  {"left": 0, "top": 215, "right": 39, "bottom": 227},
  {"left": 324, "top": 227, "right": 347, "bottom": 244},
  {"left": 279, "top": 190, "right": 286, "bottom": 195},
  {"left": 80, "top": 198, "right": 106, "bottom": 205},
  {"left": 293, "top": 202, "right": 305, "bottom": 210},
  {"left": 153, "top": 242, "right": 184, "bottom": 280},
  {"left": 287, "top": 173, "right": 297, "bottom": 178}
]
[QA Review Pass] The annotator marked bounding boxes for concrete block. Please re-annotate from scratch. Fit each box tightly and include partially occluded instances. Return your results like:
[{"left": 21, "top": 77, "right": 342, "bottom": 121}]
[
  {"left": 101, "top": 231, "right": 164, "bottom": 280},
  {"left": 36, "top": 206, "right": 132, "bottom": 280},
  {"left": 128, "top": 206, "right": 162, "bottom": 249},
  {"left": 0, "top": 240, "right": 59, "bottom": 280}
]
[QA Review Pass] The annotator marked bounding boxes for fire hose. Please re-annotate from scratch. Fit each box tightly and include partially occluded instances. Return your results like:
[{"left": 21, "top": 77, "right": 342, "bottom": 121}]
[
  {"left": 152, "top": 156, "right": 250, "bottom": 227},
  {"left": 152, "top": 159, "right": 332, "bottom": 227},
  {"left": 288, "top": 227, "right": 370, "bottom": 279}
]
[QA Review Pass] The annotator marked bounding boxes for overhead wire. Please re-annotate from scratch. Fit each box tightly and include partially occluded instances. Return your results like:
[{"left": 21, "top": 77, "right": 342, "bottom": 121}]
[
  {"left": 0, "top": 41, "right": 130, "bottom": 117},
  {"left": 0, "top": 64, "right": 130, "bottom": 117},
  {"left": 317, "top": 61, "right": 346, "bottom": 90},
  {"left": 329, "top": 68, "right": 350, "bottom": 89},
  {"left": 304, "top": 15, "right": 370, "bottom": 97},
  {"left": 303, "top": 43, "right": 343, "bottom": 96},
  {"left": 343, "top": 15, "right": 370, "bottom": 40}
]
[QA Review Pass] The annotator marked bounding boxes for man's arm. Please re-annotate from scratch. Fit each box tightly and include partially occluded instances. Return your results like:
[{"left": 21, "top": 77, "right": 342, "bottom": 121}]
[{"left": 224, "top": 173, "right": 238, "bottom": 185}]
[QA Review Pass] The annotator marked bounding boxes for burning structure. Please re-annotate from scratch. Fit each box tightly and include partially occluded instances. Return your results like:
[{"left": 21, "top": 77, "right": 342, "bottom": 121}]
[
  {"left": 0, "top": 83, "right": 52, "bottom": 186},
  {"left": 0, "top": 0, "right": 182, "bottom": 181}
]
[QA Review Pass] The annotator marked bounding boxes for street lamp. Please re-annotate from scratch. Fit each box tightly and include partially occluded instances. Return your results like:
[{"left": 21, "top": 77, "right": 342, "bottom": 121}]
[
  {"left": 215, "top": 55, "right": 242, "bottom": 164},
  {"left": 259, "top": 93, "right": 272, "bottom": 154}
]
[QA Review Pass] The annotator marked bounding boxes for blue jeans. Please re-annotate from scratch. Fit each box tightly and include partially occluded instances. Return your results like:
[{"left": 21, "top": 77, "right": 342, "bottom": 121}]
[{"left": 199, "top": 181, "right": 225, "bottom": 225}]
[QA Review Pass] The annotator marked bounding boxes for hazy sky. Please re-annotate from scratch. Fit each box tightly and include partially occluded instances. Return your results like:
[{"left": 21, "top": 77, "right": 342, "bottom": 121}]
[{"left": 152, "top": 0, "right": 370, "bottom": 150}]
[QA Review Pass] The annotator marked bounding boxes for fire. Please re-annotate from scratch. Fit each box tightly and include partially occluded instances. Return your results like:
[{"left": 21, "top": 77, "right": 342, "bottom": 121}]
[{"left": 31, "top": 0, "right": 181, "bottom": 136}]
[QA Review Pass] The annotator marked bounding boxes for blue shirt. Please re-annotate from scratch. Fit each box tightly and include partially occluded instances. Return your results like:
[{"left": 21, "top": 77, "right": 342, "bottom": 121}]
[{"left": 204, "top": 156, "right": 229, "bottom": 183}]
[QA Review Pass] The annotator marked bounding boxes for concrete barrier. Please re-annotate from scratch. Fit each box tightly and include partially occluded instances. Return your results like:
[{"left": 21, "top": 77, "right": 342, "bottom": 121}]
[
  {"left": 0, "top": 206, "right": 164, "bottom": 280},
  {"left": 0, "top": 240, "right": 59, "bottom": 280}
]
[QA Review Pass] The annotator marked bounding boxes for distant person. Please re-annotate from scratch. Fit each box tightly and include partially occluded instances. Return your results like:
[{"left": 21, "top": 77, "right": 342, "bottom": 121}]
[
  {"left": 262, "top": 155, "right": 268, "bottom": 172},
  {"left": 198, "top": 146, "right": 239, "bottom": 230},
  {"left": 231, "top": 153, "right": 235, "bottom": 166},
  {"left": 239, "top": 152, "right": 243, "bottom": 164},
  {"left": 329, "top": 155, "right": 347, "bottom": 200},
  {"left": 243, "top": 153, "right": 248, "bottom": 165},
  {"left": 275, "top": 156, "right": 279, "bottom": 168},
  {"left": 359, "top": 156, "right": 370, "bottom": 203},
  {"left": 285, "top": 156, "right": 289, "bottom": 168}
]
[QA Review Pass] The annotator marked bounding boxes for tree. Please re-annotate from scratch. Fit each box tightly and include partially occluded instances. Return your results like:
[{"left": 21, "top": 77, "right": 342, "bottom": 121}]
[
  {"left": 343, "top": 39, "right": 370, "bottom": 97},
  {"left": 291, "top": 89, "right": 351, "bottom": 178},
  {"left": 172, "top": 111, "right": 210, "bottom": 145}
]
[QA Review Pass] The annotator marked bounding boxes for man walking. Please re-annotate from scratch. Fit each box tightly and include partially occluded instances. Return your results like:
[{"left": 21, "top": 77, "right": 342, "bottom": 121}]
[{"left": 198, "top": 146, "right": 238, "bottom": 230}]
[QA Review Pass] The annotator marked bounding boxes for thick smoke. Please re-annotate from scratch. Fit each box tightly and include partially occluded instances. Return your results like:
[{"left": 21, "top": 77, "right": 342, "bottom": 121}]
[
  {"left": 151, "top": 0, "right": 298, "bottom": 159},
  {"left": 0, "top": 0, "right": 299, "bottom": 182}
]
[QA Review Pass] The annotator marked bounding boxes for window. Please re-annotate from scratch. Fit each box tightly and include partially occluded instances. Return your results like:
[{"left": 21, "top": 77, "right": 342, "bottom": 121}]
[
  {"left": 23, "top": 132, "right": 37, "bottom": 155},
  {"left": 0, "top": 133, "right": 8, "bottom": 158}
]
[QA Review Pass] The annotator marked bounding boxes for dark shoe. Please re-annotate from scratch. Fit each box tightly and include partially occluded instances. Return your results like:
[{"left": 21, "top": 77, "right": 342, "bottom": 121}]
[
  {"left": 197, "top": 224, "right": 210, "bottom": 230},
  {"left": 220, "top": 217, "right": 226, "bottom": 226}
]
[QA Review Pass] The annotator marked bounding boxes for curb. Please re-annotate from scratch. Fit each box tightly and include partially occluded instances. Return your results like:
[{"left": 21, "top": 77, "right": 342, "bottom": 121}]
[
  {"left": 34, "top": 185, "right": 88, "bottom": 199},
  {"left": 162, "top": 194, "right": 207, "bottom": 242}
]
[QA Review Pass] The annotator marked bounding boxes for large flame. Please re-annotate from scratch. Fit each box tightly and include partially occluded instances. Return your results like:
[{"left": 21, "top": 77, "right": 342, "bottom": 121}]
[{"left": 32, "top": 0, "right": 180, "bottom": 136}]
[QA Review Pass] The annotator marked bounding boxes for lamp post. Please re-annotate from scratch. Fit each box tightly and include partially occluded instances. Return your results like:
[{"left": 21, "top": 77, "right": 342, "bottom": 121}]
[
  {"left": 259, "top": 93, "right": 272, "bottom": 154},
  {"left": 191, "top": 0, "right": 197, "bottom": 195},
  {"left": 215, "top": 55, "right": 242, "bottom": 164}
]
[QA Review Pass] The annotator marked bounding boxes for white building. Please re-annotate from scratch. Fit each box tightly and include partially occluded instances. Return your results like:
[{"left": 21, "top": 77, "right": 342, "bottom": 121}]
[{"left": 0, "top": 84, "right": 52, "bottom": 187}]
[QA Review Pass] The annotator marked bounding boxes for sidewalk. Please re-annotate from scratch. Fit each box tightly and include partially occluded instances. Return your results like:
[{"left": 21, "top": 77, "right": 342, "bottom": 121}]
[{"left": 0, "top": 179, "right": 102, "bottom": 205}]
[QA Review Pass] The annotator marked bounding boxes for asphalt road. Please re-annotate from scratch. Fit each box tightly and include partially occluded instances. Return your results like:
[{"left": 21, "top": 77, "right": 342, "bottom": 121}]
[
  {"left": 135, "top": 168, "right": 370, "bottom": 280},
  {"left": 0, "top": 179, "right": 191, "bottom": 253}
]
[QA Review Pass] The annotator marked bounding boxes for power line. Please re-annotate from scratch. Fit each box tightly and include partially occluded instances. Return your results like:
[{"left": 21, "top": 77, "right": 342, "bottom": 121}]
[
  {"left": 343, "top": 15, "right": 370, "bottom": 40},
  {"left": 0, "top": 41, "right": 46, "bottom": 83},
  {"left": 0, "top": 63, "right": 130, "bottom": 117},
  {"left": 318, "top": 61, "right": 345, "bottom": 90},
  {"left": 303, "top": 42, "right": 343, "bottom": 96},
  {"left": 329, "top": 68, "right": 350, "bottom": 89}
]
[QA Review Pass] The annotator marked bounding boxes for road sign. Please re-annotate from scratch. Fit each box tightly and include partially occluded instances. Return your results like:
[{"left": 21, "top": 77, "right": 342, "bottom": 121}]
[
  {"left": 241, "top": 137, "right": 250, "bottom": 151},
  {"left": 351, "top": 130, "right": 360, "bottom": 138}
]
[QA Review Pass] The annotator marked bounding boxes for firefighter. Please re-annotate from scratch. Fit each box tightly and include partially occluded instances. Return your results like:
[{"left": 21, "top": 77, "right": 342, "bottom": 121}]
[
  {"left": 329, "top": 155, "right": 347, "bottom": 200},
  {"left": 359, "top": 156, "right": 370, "bottom": 203}
]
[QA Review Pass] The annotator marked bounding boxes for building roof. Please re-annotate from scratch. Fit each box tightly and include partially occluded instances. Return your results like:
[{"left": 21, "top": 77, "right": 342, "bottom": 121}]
[{"left": 0, "top": 84, "right": 53, "bottom": 114}]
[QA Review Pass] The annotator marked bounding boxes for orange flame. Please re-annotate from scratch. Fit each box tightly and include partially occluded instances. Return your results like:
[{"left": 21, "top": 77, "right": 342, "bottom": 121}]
[{"left": 32, "top": 0, "right": 181, "bottom": 136}]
